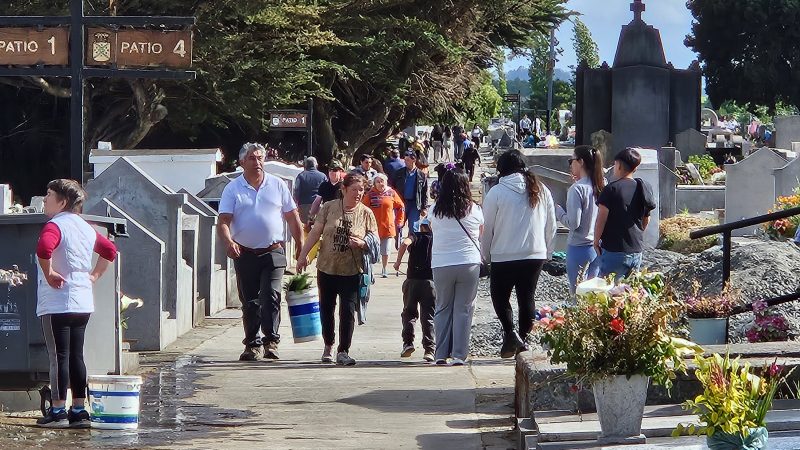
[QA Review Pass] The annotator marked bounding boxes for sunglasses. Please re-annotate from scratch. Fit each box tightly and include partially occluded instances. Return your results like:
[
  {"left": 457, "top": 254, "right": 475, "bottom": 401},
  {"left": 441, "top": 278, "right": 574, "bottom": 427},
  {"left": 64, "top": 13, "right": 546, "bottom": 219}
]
[{"left": 567, "top": 157, "right": 577, "bottom": 166}]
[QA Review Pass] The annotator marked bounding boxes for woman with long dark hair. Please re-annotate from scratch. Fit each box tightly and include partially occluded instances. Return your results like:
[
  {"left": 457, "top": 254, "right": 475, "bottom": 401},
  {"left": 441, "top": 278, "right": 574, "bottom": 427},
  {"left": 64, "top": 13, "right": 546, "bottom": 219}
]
[
  {"left": 556, "top": 145, "right": 606, "bottom": 295},
  {"left": 481, "top": 150, "right": 556, "bottom": 358},
  {"left": 428, "top": 168, "right": 484, "bottom": 365}
]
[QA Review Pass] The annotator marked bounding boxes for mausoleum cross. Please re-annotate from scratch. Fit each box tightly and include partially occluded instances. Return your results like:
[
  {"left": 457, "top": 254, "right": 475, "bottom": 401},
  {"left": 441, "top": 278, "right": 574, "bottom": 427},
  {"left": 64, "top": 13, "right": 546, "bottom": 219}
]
[{"left": 631, "top": 0, "right": 646, "bottom": 22}]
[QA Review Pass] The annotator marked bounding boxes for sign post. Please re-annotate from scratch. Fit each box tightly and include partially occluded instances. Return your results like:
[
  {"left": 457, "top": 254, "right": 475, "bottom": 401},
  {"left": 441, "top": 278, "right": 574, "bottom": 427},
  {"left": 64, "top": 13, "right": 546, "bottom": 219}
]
[
  {"left": 0, "top": 0, "right": 196, "bottom": 182},
  {"left": 269, "top": 100, "right": 314, "bottom": 157}
]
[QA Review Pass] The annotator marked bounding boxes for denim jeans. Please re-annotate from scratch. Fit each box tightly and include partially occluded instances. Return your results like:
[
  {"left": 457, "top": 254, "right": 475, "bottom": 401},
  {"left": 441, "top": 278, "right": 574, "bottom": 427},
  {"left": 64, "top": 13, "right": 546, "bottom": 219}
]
[
  {"left": 599, "top": 250, "right": 642, "bottom": 281},
  {"left": 566, "top": 244, "right": 600, "bottom": 295}
]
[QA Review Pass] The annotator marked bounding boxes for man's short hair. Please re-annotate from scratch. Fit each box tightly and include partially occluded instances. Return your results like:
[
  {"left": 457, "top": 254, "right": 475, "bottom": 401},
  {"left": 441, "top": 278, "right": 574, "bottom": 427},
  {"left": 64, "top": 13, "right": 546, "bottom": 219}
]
[
  {"left": 360, "top": 154, "right": 373, "bottom": 162},
  {"left": 390, "top": 149, "right": 400, "bottom": 158},
  {"left": 615, "top": 148, "right": 642, "bottom": 173},
  {"left": 304, "top": 156, "right": 318, "bottom": 169},
  {"left": 238, "top": 142, "right": 266, "bottom": 162}
]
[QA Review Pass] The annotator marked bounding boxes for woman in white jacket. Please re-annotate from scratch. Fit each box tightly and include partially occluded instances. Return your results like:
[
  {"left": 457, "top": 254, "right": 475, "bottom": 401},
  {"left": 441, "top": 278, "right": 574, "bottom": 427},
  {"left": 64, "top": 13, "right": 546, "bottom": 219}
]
[{"left": 481, "top": 150, "right": 556, "bottom": 358}]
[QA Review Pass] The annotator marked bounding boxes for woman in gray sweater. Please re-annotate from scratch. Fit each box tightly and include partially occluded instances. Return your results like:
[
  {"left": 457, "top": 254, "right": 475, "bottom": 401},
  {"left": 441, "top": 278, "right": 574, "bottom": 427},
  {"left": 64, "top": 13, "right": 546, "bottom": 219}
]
[{"left": 556, "top": 145, "right": 606, "bottom": 295}]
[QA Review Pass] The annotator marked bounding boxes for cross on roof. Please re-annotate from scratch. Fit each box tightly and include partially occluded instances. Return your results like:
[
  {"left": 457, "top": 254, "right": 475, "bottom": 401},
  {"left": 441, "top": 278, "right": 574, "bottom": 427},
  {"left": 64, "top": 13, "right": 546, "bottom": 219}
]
[{"left": 631, "top": 0, "right": 646, "bottom": 22}]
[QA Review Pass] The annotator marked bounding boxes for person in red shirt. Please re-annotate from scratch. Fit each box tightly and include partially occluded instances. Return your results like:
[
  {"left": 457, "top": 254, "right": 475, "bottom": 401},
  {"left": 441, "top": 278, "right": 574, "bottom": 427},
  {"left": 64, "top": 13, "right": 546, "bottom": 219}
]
[
  {"left": 362, "top": 173, "right": 405, "bottom": 277},
  {"left": 35, "top": 179, "right": 117, "bottom": 428}
]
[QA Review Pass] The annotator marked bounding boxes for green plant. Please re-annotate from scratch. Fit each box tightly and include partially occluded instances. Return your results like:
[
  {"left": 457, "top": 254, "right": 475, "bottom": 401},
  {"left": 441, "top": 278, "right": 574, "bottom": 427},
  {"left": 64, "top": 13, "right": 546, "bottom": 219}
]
[
  {"left": 539, "top": 272, "right": 703, "bottom": 388},
  {"left": 284, "top": 273, "right": 313, "bottom": 292},
  {"left": 684, "top": 281, "right": 741, "bottom": 319},
  {"left": 687, "top": 155, "right": 722, "bottom": 182},
  {"left": 659, "top": 215, "right": 718, "bottom": 254},
  {"left": 763, "top": 187, "right": 800, "bottom": 240},
  {"left": 674, "top": 354, "right": 793, "bottom": 438}
]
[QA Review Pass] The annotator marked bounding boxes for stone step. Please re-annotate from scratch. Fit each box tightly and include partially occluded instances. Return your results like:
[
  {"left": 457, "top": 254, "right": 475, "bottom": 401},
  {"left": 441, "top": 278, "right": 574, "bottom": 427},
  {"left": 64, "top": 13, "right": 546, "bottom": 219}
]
[{"left": 519, "top": 400, "right": 800, "bottom": 449}]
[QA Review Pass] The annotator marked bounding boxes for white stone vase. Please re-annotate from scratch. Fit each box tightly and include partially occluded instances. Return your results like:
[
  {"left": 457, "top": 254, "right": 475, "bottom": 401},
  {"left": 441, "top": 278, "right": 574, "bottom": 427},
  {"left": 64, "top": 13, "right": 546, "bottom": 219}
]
[
  {"left": 592, "top": 374, "right": 649, "bottom": 445},
  {"left": 688, "top": 317, "right": 727, "bottom": 345}
]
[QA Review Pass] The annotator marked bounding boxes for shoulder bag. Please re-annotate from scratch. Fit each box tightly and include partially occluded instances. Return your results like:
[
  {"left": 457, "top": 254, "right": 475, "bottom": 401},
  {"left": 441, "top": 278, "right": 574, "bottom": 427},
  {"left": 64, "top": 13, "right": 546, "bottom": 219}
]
[
  {"left": 342, "top": 199, "right": 371, "bottom": 300},
  {"left": 455, "top": 216, "right": 490, "bottom": 278}
]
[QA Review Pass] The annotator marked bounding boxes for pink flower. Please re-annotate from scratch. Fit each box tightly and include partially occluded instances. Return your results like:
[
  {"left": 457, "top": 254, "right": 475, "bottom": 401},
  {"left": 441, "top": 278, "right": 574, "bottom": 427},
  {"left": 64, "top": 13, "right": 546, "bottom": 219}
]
[
  {"left": 608, "top": 307, "right": 619, "bottom": 318},
  {"left": 753, "top": 299, "right": 768, "bottom": 314}
]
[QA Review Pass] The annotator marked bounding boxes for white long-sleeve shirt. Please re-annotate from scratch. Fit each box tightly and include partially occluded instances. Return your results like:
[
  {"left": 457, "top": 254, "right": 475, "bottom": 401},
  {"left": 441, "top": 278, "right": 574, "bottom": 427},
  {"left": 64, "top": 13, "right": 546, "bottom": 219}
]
[
  {"left": 481, "top": 173, "right": 556, "bottom": 263},
  {"left": 556, "top": 177, "right": 598, "bottom": 247}
]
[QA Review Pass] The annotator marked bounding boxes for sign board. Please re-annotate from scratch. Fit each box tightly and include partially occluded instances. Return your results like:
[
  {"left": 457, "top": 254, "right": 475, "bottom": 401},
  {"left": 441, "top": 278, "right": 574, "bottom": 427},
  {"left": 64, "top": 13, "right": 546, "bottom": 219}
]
[
  {"left": 270, "top": 112, "right": 309, "bottom": 129},
  {"left": 0, "top": 27, "right": 69, "bottom": 65},
  {"left": 503, "top": 93, "right": 520, "bottom": 102},
  {"left": 86, "top": 28, "right": 193, "bottom": 68}
]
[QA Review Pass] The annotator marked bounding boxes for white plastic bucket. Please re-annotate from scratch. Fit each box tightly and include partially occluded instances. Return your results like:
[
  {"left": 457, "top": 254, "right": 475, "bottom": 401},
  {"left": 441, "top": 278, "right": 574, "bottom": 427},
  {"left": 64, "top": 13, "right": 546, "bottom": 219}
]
[
  {"left": 286, "top": 288, "right": 322, "bottom": 343},
  {"left": 88, "top": 375, "right": 143, "bottom": 430}
]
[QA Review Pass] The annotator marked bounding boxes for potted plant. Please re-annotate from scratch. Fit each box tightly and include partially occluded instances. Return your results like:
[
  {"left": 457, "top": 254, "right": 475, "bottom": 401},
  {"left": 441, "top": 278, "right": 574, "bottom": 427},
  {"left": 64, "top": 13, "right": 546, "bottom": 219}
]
[
  {"left": 746, "top": 300, "right": 792, "bottom": 343},
  {"left": 283, "top": 273, "right": 322, "bottom": 343},
  {"left": 539, "top": 272, "right": 703, "bottom": 445},
  {"left": 684, "top": 282, "right": 740, "bottom": 345},
  {"left": 674, "top": 353, "right": 793, "bottom": 449}
]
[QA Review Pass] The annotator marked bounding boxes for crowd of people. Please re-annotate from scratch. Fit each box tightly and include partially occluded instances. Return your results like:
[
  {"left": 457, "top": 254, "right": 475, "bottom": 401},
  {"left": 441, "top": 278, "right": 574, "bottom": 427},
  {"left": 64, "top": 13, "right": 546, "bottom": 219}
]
[{"left": 30, "top": 137, "right": 656, "bottom": 427}]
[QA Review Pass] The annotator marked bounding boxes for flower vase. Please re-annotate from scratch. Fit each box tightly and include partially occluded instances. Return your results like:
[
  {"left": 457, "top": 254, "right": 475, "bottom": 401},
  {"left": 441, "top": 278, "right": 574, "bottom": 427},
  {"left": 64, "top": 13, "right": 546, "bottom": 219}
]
[
  {"left": 706, "top": 427, "right": 768, "bottom": 450},
  {"left": 687, "top": 317, "right": 727, "bottom": 345},
  {"left": 592, "top": 375, "right": 649, "bottom": 445}
]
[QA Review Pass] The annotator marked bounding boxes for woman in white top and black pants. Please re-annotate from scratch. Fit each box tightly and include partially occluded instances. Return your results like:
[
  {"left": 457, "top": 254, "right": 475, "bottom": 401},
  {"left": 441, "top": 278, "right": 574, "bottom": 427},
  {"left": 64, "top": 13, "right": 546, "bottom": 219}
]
[
  {"left": 35, "top": 180, "right": 117, "bottom": 428},
  {"left": 428, "top": 168, "right": 484, "bottom": 366},
  {"left": 481, "top": 150, "right": 556, "bottom": 358}
]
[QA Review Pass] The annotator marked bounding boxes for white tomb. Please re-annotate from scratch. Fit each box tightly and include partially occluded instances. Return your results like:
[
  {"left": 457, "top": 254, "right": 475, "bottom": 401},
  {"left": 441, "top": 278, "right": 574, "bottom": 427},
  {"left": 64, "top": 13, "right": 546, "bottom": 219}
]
[
  {"left": 89, "top": 148, "right": 222, "bottom": 195},
  {"left": 0, "top": 184, "right": 11, "bottom": 214}
]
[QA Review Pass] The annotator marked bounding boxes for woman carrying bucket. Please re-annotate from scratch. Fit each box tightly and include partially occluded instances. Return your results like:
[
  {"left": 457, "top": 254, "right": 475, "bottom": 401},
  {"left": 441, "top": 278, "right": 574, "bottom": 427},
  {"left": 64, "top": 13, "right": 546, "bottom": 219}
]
[
  {"left": 35, "top": 179, "right": 118, "bottom": 428},
  {"left": 296, "top": 173, "right": 378, "bottom": 366}
]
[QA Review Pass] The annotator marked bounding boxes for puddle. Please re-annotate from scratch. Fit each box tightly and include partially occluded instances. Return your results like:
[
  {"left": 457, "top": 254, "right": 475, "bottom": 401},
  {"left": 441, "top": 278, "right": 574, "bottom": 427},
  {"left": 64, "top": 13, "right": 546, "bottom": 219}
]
[{"left": 0, "top": 355, "right": 255, "bottom": 448}]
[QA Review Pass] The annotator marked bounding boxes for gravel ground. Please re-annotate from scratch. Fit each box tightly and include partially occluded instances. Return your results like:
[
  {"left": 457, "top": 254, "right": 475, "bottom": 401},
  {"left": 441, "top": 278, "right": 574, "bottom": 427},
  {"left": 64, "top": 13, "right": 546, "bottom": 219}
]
[{"left": 469, "top": 238, "right": 800, "bottom": 356}]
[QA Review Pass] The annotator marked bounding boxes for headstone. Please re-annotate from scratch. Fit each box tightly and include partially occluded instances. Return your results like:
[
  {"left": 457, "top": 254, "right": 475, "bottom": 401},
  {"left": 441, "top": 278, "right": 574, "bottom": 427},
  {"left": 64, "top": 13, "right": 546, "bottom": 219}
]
[
  {"left": 685, "top": 163, "right": 703, "bottom": 185},
  {"left": 0, "top": 185, "right": 11, "bottom": 214},
  {"left": 725, "top": 148, "right": 788, "bottom": 236},
  {"left": 85, "top": 158, "right": 196, "bottom": 343},
  {"left": 530, "top": 166, "right": 573, "bottom": 212},
  {"left": 657, "top": 147, "right": 679, "bottom": 218},
  {"left": 701, "top": 108, "right": 719, "bottom": 129},
  {"left": 101, "top": 199, "right": 170, "bottom": 351},
  {"left": 89, "top": 148, "right": 222, "bottom": 196},
  {"left": 774, "top": 116, "right": 800, "bottom": 152},
  {"left": 674, "top": 128, "right": 708, "bottom": 160},
  {"left": 629, "top": 148, "right": 661, "bottom": 248},
  {"left": 591, "top": 130, "right": 614, "bottom": 164},
  {"left": 774, "top": 157, "right": 800, "bottom": 198}
]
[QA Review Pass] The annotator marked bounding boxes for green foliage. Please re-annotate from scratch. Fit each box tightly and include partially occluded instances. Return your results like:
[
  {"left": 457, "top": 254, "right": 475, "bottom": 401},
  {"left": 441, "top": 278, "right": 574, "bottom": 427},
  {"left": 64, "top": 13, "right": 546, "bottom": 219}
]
[
  {"left": 284, "top": 273, "right": 313, "bottom": 293},
  {"left": 458, "top": 71, "right": 502, "bottom": 128},
  {"left": 572, "top": 18, "right": 599, "bottom": 69},
  {"left": 687, "top": 0, "right": 800, "bottom": 112},
  {"left": 539, "top": 272, "right": 703, "bottom": 388},
  {"left": 528, "top": 32, "right": 574, "bottom": 120},
  {"left": 687, "top": 155, "right": 721, "bottom": 182},
  {"left": 674, "top": 354, "right": 792, "bottom": 438}
]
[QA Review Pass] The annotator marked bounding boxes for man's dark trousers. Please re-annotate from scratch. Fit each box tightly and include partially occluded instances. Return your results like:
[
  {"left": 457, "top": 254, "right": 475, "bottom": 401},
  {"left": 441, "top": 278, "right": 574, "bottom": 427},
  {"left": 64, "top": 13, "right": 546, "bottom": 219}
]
[
  {"left": 234, "top": 248, "right": 286, "bottom": 347},
  {"left": 401, "top": 278, "right": 436, "bottom": 352}
]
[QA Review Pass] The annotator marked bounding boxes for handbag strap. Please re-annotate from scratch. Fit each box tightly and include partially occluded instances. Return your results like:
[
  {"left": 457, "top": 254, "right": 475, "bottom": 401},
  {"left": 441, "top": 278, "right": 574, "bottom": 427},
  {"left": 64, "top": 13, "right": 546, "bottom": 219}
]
[
  {"left": 455, "top": 214, "right": 487, "bottom": 265},
  {"left": 342, "top": 198, "right": 365, "bottom": 274}
]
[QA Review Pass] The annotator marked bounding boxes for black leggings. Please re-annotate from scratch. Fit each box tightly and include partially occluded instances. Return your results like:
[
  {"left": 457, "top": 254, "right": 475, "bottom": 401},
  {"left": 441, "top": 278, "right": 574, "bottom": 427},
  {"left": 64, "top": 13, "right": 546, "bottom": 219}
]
[
  {"left": 489, "top": 259, "right": 544, "bottom": 340},
  {"left": 317, "top": 271, "right": 359, "bottom": 353},
  {"left": 41, "top": 313, "right": 91, "bottom": 401}
]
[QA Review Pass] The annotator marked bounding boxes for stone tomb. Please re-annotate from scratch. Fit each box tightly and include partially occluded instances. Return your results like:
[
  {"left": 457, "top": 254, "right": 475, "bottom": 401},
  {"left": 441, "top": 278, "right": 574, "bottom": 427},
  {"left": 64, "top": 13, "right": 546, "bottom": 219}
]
[
  {"left": 674, "top": 128, "right": 707, "bottom": 160},
  {"left": 774, "top": 156, "right": 800, "bottom": 199},
  {"left": 725, "top": 147, "right": 788, "bottom": 236},
  {"left": 85, "top": 157, "right": 216, "bottom": 350},
  {"left": 775, "top": 116, "right": 800, "bottom": 153},
  {"left": 90, "top": 148, "right": 222, "bottom": 196}
]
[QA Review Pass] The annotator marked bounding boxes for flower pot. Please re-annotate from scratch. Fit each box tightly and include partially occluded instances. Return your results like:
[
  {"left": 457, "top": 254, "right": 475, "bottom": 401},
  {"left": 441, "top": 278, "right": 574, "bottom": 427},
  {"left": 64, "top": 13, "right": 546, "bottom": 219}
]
[
  {"left": 286, "top": 288, "right": 322, "bottom": 343},
  {"left": 592, "top": 375, "right": 649, "bottom": 445},
  {"left": 706, "top": 427, "right": 768, "bottom": 450},
  {"left": 688, "top": 317, "right": 727, "bottom": 345}
]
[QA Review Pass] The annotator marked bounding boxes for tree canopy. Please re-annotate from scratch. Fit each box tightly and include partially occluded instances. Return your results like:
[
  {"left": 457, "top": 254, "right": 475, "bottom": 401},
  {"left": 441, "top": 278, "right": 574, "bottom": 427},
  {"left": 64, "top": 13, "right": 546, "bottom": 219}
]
[
  {"left": 686, "top": 0, "right": 800, "bottom": 113},
  {"left": 572, "top": 18, "right": 599, "bottom": 69}
]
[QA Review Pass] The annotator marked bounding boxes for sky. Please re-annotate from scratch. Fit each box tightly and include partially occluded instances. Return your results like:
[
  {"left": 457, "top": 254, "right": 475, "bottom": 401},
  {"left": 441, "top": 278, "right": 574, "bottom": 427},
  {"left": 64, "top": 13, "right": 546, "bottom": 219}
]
[{"left": 505, "top": 0, "right": 698, "bottom": 72}]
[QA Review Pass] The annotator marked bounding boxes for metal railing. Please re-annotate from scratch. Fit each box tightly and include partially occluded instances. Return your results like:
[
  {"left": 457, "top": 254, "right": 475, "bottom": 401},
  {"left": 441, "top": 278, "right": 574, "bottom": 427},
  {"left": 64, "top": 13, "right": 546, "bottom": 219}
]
[{"left": 689, "top": 206, "right": 800, "bottom": 314}]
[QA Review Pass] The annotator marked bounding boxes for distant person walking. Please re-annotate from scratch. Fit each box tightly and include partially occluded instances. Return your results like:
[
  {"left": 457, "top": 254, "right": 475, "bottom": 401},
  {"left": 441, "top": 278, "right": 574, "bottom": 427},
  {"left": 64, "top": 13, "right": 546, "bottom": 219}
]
[
  {"left": 429, "top": 169, "right": 483, "bottom": 366},
  {"left": 481, "top": 150, "right": 556, "bottom": 358},
  {"left": 431, "top": 124, "right": 444, "bottom": 162},
  {"left": 294, "top": 156, "right": 328, "bottom": 224},
  {"left": 391, "top": 150, "right": 429, "bottom": 234},
  {"left": 393, "top": 218, "right": 436, "bottom": 362},
  {"left": 35, "top": 179, "right": 118, "bottom": 428},
  {"left": 297, "top": 173, "right": 378, "bottom": 366},
  {"left": 306, "top": 161, "right": 347, "bottom": 263},
  {"left": 452, "top": 124, "right": 466, "bottom": 161},
  {"left": 218, "top": 143, "right": 304, "bottom": 362},
  {"left": 471, "top": 123, "right": 483, "bottom": 148},
  {"left": 556, "top": 146, "right": 605, "bottom": 295},
  {"left": 362, "top": 173, "right": 405, "bottom": 278},
  {"left": 594, "top": 148, "right": 656, "bottom": 280},
  {"left": 383, "top": 147, "right": 405, "bottom": 181},
  {"left": 354, "top": 154, "right": 378, "bottom": 185},
  {"left": 461, "top": 142, "right": 481, "bottom": 182}
]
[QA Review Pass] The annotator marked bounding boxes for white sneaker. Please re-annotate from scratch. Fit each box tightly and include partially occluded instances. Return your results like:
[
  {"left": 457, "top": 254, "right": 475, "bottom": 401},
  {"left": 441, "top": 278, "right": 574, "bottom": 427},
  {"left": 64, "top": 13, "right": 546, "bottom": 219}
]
[
  {"left": 321, "top": 345, "right": 334, "bottom": 363},
  {"left": 449, "top": 358, "right": 466, "bottom": 366},
  {"left": 336, "top": 351, "right": 356, "bottom": 366}
]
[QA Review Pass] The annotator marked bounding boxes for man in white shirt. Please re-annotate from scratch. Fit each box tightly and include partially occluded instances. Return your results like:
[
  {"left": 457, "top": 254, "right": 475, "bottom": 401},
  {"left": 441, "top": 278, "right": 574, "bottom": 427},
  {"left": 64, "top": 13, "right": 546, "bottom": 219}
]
[
  {"left": 519, "top": 115, "right": 532, "bottom": 136},
  {"left": 217, "top": 143, "right": 304, "bottom": 361}
]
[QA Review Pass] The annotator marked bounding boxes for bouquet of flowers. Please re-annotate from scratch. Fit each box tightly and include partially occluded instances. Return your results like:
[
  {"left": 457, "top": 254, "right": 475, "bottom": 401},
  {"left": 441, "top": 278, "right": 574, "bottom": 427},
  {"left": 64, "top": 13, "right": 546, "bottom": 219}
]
[
  {"left": 674, "top": 353, "right": 792, "bottom": 448},
  {"left": 763, "top": 190, "right": 800, "bottom": 239},
  {"left": 538, "top": 272, "right": 702, "bottom": 388},
  {"left": 0, "top": 265, "right": 26, "bottom": 287},
  {"left": 746, "top": 300, "right": 792, "bottom": 343}
]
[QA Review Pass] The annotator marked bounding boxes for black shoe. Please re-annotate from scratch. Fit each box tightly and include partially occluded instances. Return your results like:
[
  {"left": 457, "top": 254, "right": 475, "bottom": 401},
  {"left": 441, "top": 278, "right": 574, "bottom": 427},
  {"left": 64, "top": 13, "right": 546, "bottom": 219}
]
[
  {"left": 36, "top": 407, "right": 68, "bottom": 428},
  {"left": 239, "top": 345, "right": 263, "bottom": 361},
  {"left": 500, "top": 331, "right": 525, "bottom": 359},
  {"left": 264, "top": 342, "right": 280, "bottom": 360},
  {"left": 67, "top": 408, "right": 91, "bottom": 429}
]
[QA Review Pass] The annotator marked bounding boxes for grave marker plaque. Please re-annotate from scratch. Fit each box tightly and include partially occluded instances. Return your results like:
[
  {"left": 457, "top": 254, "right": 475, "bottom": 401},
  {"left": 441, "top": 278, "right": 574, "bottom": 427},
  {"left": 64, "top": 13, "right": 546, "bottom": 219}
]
[{"left": 0, "top": 27, "right": 69, "bottom": 65}]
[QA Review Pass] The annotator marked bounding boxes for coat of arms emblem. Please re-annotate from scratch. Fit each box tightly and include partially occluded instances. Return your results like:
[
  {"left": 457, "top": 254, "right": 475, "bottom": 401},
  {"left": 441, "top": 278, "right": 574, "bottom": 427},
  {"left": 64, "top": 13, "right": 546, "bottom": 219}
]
[{"left": 92, "top": 32, "right": 112, "bottom": 63}]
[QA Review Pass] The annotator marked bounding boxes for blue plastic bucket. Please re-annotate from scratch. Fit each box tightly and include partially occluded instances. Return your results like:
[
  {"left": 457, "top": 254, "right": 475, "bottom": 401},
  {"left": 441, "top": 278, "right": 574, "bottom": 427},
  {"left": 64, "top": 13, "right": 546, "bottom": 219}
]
[
  {"left": 88, "top": 375, "right": 142, "bottom": 430},
  {"left": 286, "top": 288, "right": 322, "bottom": 343}
]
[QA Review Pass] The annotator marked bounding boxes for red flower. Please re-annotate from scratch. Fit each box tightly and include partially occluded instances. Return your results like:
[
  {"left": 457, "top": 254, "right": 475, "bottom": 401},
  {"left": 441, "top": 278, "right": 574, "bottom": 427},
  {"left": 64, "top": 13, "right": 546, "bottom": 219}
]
[{"left": 609, "top": 318, "right": 625, "bottom": 334}]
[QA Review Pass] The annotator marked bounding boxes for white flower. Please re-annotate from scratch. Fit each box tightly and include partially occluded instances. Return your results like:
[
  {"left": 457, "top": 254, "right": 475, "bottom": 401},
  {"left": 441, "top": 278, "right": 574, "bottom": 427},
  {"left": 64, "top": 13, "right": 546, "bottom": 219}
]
[{"left": 576, "top": 277, "right": 613, "bottom": 296}]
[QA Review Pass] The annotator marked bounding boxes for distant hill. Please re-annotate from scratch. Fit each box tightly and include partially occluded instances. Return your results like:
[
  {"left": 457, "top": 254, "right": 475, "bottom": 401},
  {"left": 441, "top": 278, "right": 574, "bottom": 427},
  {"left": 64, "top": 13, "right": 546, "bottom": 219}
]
[{"left": 503, "top": 66, "right": 572, "bottom": 83}]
